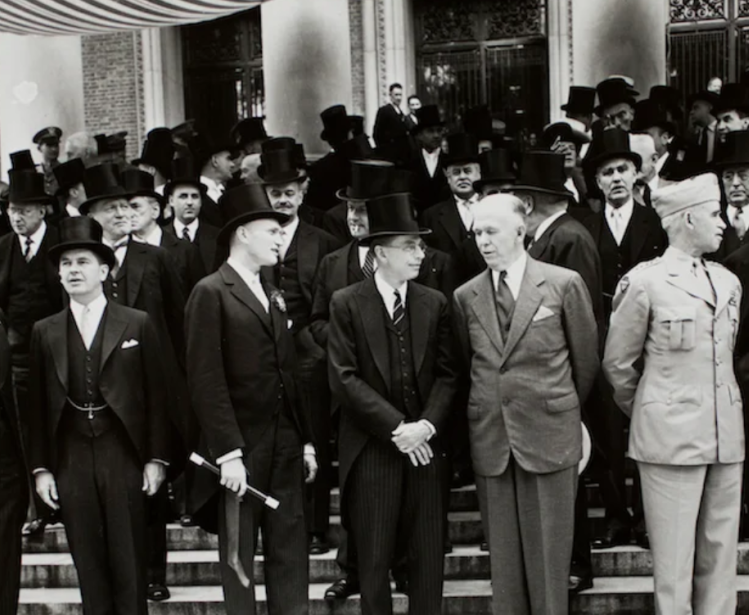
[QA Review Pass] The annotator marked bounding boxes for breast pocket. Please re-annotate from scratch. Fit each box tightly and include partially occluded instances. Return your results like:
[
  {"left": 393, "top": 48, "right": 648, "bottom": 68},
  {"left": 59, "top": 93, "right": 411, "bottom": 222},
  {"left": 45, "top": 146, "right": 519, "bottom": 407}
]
[{"left": 656, "top": 306, "right": 697, "bottom": 351}]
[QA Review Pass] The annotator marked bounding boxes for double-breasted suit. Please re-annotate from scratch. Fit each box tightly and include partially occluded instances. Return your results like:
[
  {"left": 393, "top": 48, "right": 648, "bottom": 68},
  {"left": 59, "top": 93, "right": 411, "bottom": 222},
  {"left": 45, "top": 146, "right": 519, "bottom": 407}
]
[
  {"left": 603, "top": 247, "right": 744, "bottom": 615},
  {"left": 155, "top": 229, "right": 206, "bottom": 295},
  {"left": 165, "top": 220, "right": 220, "bottom": 276},
  {"left": 453, "top": 256, "right": 599, "bottom": 615},
  {"left": 186, "top": 263, "right": 312, "bottom": 615},
  {"left": 328, "top": 278, "right": 458, "bottom": 615}
]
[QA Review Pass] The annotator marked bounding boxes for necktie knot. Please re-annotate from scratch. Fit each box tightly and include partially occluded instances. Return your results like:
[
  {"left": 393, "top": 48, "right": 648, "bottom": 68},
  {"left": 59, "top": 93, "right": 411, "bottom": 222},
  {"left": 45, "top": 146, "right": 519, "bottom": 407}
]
[
  {"left": 182, "top": 227, "right": 191, "bottom": 242},
  {"left": 23, "top": 236, "right": 34, "bottom": 261}
]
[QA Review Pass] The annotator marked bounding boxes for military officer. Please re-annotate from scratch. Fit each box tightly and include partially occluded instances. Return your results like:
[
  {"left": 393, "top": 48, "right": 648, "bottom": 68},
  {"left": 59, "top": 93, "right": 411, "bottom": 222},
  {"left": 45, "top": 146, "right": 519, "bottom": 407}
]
[
  {"left": 603, "top": 172, "right": 743, "bottom": 615},
  {"left": 32, "top": 127, "right": 62, "bottom": 197}
]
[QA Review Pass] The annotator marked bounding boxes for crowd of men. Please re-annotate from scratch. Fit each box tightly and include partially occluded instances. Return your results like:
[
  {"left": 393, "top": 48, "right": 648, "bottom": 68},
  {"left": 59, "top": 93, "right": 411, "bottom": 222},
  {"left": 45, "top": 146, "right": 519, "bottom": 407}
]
[{"left": 0, "top": 73, "right": 748, "bottom": 615}]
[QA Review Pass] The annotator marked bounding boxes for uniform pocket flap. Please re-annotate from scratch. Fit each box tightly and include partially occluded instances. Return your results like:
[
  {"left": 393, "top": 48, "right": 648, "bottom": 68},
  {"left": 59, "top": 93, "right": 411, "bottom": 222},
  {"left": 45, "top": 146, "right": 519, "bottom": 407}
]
[
  {"left": 656, "top": 306, "right": 696, "bottom": 323},
  {"left": 546, "top": 391, "right": 579, "bottom": 413}
]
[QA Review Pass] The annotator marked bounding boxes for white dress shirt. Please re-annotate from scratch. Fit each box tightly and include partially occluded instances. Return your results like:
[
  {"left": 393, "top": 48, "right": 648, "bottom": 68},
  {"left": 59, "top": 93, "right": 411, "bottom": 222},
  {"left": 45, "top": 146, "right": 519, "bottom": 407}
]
[
  {"left": 65, "top": 204, "right": 81, "bottom": 218},
  {"left": 358, "top": 246, "right": 377, "bottom": 273},
  {"left": 70, "top": 293, "right": 108, "bottom": 349},
  {"left": 422, "top": 148, "right": 441, "bottom": 178},
  {"left": 564, "top": 177, "right": 580, "bottom": 203},
  {"left": 226, "top": 257, "right": 269, "bottom": 313},
  {"left": 174, "top": 218, "right": 200, "bottom": 243},
  {"left": 103, "top": 236, "right": 130, "bottom": 269},
  {"left": 490, "top": 251, "right": 527, "bottom": 301},
  {"left": 133, "top": 225, "right": 162, "bottom": 247},
  {"left": 200, "top": 175, "right": 224, "bottom": 204},
  {"left": 18, "top": 221, "right": 47, "bottom": 260},
  {"left": 279, "top": 217, "right": 300, "bottom": 260},
  {"left": 533, "top": 210, "right": 567, "bottom": 243},
  {"left": 455, "top": 194, "right": 479, "bottom": 231},
  {"left": 605, "top": 199, "right": 634, "bottom": 246}
]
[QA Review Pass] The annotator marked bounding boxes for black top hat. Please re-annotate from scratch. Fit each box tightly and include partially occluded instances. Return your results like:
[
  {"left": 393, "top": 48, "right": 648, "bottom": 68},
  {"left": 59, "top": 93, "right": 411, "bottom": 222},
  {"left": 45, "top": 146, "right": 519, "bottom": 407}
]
[
  {"left": 714, "top": 83, "right": 749, "bottom": 115},
  {"left": 10, "top": 150, "right": 36, "bottom": 172},
  {"left": 217, "top": 183, "right": 289, "bottom": 245},
  {"left": 412, "top": 105, "right": 445, "bottom": 133},
  {"left": 349, "top": 115, "right": 365, "bottom": 137},
  {"left": 33, "top": 126, "right": 62, "bottom": 145},
  {"left": 336, "top": 160, "right": 405, "bottom": 201},
  {"left": 7, "top": 170, "right": 53, "bottom": 205},
  {"left": 294, "top": 143, "right": 307, "bottom": 169},
  {"left": 132, "top": 128, "right": 175, "bottom": 177},
  {"left": 443, "top": 133, "right": 479, "bottom": 166},
  {"left": 359, "top": 192, "right": 431, "bottom": 245},
  {"left": 163, "top": 156, "right": 206, "bottom": 199},
  {"left": 632, "top": 99, "right": 676, "bottom": 134},
  {"left": 658, "top": 137, "right": 704, "bottom": 181},
  {"left": 542, "top": 122, "right": 591, "bottom": 149},
  {"left": 258, "top": 148, "right": 306, "bottom": 184},
  {"left": 463, "top": 105, "right": 493, "bottom": 140},
  {"left": 595, "top": 78, "right": 638, "bottom": 116},
  {"left": 53, "top": 158, "right": 86, "bottom": 197},
  {"left": 714, "top": 130, "right": 749, "bottom": 169},
  {"left": 509, "top": 151, "right": 571, "bottom": 198},
  {"left": 79, "top": 164, "right": 128, "bottom": 215},
  {"left": 262, "top": 137, "right": 297, "bottom": 155},
  {"left": 101, "top": 131, "right": 129, "bottom": 155},
  {"left": 561, "top": 86, "right": 597, "bottom": 115},
  {"left": 47, "top": 217, "right": 115, "bottom": 269},
  {"left": 473, "top": 148, "right": 517, "bottom": 192},
  {"left": 231, "top": 117, "right": 268, "bottom": 147},
  {"left": 649, "top": 85, "right": 683, "bottom": 120},
  {"left": 338, "top": 134, "right": 374, "bottom": 162},
  {"left": 189, "top": 131, "right": 239, "bottom": 167},
  {"left": 686, "top": 89, "right": 720, "bottom": 111},
  {"left": 121, "top": 169, "right": 163, "bottom": 205},
  {"left": 584, "top": 127, "right": 642, "bottom": 172},
  {"left": 171, "top": 119, "right": 199, "bottom": 144},
  {"left": 320, "top": 105, "right": 352, "bottom": 142}
]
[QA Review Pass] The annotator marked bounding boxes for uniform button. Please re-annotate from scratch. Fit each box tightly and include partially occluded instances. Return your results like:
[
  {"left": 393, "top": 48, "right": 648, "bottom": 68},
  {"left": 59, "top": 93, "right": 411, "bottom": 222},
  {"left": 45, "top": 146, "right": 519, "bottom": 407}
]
[{"left": 113, "top": 292, "right": 118, "bottom": 298}]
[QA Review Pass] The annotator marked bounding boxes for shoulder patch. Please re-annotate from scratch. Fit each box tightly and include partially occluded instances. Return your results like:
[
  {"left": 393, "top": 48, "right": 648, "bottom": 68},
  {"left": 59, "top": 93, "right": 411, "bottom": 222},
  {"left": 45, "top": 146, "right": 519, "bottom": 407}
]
[{"left": 618, "top": 276, "right": 630, "bottom": 294}]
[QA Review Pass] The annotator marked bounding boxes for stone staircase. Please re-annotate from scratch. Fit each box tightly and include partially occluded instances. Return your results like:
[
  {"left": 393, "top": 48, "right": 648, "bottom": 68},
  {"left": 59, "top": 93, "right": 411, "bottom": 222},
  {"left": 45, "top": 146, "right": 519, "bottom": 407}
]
[{"left": 18, "top": 483, "right": 749, "bottom": 614}]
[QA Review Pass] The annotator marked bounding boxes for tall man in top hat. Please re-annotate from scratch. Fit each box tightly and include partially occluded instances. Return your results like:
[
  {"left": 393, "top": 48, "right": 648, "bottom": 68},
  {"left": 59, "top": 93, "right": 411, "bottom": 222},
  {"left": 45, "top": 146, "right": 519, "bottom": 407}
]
[
  {"left": 687, "top": 89, "right": 719, "bottom": 166},
  {"left": 132, "top": 128, "right": 175, "bottom": 194},
  {"left": 306, "top": 105, "right": 353, "bottom": 212},
  {"left": 632, "top": 99, "right": 678, "bottom": 192},
  {"left": 231, "top": 117, "right": 269, "bottom": 155},
  {"left": 259, "top": 147, "right": 340, "bottom": 554},
  {"left": 596, "top": 78, "right": 639, "bottom": 131},
  {"left": 328, "top": 192, "right": 458, "bottom": 615},
  {"left": 53, "top": 159, "right": 87, "bottom": 220},
  {"left": 409, "top": 105, "right": 450, "bottom": 214},
  {"left": 453, "top": 194, "right": 598, "bottom": 615},
  {"left": 604, "top": 173, "right": 743, "bottom": 615},
  {"left": 33, "top": 127, "right": 62, "bottom": 197},
  {"left": 373, "top": 83, "right": 409, "bottom": 149},
  {"left": 714, "top": 83, "right": 749, "bottom": 139},
  {"left": 0, "top": 170, "right": 63, "bottom": 537},
  {"left": 582, "top": 128, "right": 668, "bottom": 549},
  {"left": 194, "top": 132, "right": 240, "bottom": 228},
  {"left": 29, "top": 216, "right": 169, "bottom": 615},
  {"left": 541, "top": 121, "right": 591, "bottom": 208},
  {"left": 187, "top": 184, "right": 317, "bottom": 615},
  {"left": 562, "top": 86, "right": 597, "bottom": 135}
]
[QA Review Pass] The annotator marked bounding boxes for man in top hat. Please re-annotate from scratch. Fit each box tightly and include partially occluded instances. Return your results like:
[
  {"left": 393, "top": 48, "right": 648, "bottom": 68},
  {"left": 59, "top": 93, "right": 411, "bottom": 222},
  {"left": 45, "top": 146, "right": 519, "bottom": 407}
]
[
  {"left": 193, "top": 132, "right": 240, "bottom": 228},
  {"left": 596, "top": 77, "right": 639, "bottom": 131},
  {"left": 306, "top": 105, "right": 354, "bottom": 212},
  {"left": 186, "top": 184, "right": 317, "bottom": 615},
  {"left": 373, "top": 83, "right": 409, "bottom": 149},
  {"left": 0, "top": 305, "right": 28, "bottom": 615},
  {"left": 463, "top": 105, "right": 511, "bottom": 154},
  {"left": 258, "top": 147, "right": 340, "bottom": 555},
  {"left": 714, "top": 83, "right": 749, "bottom": 139},
  {"left": 0, "top": 170, "right": 62, "bottom": 537},
  {"left": 231, "top": 117, "right": 269, "bottom": 155},
  {"left": 408, "top": 105, "right": 450, "bottom": 214},
  {"left": 164, "top": 156, "right": 220, "bottom": 275},
  {"left": 687, "top": 90, "right": 719, "bottom": 166},
  {"left": 542, "top": 122, "right": 590, "bottom": 207},
  {"left": 328, "top": 191, "right": 458, "bottom": 615},
  {"left": 96, "top": 132, "right": 129, "bottom": 167},
  {"left": 32, "top": 127, "right": 62, "bottom": 197},
  {"left": 53, "top": 159, "right": 87, "bottom": 220},
  {"left": 28, "top": 216, "right": 169, "bottom": 615},
  {"left": 453, "top": 194, "right": 598, "bottom": 615},
  {"left": 603, "top": 173, "right": 743, "bottom": 615},
  {"left": 629, "top": 132, "right": 660, "bottom": 207},
  {"left": 582, "top": 128, "right": 668, "bottom": 549},
  {"left": 633, "top": 99, "right": 679, "bottom": 191},
  {"left": 132, "top": 128, "right": 174, "bottom": 194},
  {"left": 562, "top": 86, "right": 597, "bottom": 134}
]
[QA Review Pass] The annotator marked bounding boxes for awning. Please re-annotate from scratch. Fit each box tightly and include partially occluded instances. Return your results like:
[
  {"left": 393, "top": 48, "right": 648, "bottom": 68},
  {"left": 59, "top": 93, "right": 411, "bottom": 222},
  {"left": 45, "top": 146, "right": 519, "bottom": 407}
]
[{"left": 0, "top": 0, "right": 264, "bottom": 36}]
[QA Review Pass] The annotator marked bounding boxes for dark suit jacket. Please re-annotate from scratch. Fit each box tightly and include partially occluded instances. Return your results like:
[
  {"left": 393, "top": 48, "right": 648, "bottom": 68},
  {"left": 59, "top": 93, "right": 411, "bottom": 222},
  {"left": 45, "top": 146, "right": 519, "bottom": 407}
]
[
  {"left": 156, "top": 230, "right": 206, "bottom": 296},
  {"left": 27, "top": 303, "right": 170, "bottom": 472},
  {"left": 165, "top": 220, "right": 221, "bottom": 276},
  {"left": 321, "top": 202, "right": 351, "bottom": 244},
  {"left": 328, "top": 279, "right": 458, "bottom": 498},
  {"left": 409, "top": 150, "right": 450, "bottom": 215},
  {"left": 0, "top": 312, "right": 26, "bottom": 477},
  {"left": 306, "top": 151, "right": 349, "bottom": 212},
  {"left": 421, "top": 197, "right": 471, "bottom": 255},
  {"left": 199, "top": 194, "right": 223, "bottom": 229},
  {"left": 373, "top": 103, "right": 408, "bottom": 148}
]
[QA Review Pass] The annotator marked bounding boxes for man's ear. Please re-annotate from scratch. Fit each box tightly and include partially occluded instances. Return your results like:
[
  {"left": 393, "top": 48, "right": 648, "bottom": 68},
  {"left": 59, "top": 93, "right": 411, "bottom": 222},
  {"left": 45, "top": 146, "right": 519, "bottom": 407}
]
[{"left": 517, "top": 192, "right": 534, "bottom": 215}]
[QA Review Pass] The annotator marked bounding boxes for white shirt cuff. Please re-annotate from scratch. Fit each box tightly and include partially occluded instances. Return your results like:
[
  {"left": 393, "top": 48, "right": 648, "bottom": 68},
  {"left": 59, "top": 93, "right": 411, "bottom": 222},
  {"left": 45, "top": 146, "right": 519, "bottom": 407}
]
[
  {"left": 419, "top": 419, "right": 437, "bottom": 440},
  {"left": 216, "top": 449, "right": 243, "bottom": 465},
  {"left": 150, "top": 459, "right": 169, "bottom": 467},
  {"left": 33, "top": 468, "right": 50, "bottom": 475},
  {"left": 304, "top": 443, "right": 316, "bottom": 455}
]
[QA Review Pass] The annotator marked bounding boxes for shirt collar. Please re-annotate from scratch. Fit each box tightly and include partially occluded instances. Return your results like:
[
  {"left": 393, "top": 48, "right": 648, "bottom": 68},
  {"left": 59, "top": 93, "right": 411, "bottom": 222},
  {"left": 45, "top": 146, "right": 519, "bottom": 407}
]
[
  {"left": 20, "top": 220, "right": 47, "bottom": 247},
  {"left": 65, "top": 204, "right": 81, "bottom": 218},
  {"left": 133, "top": 225, "right": 162, "bottom": 247},
  {"left": 534, "top": 210, "right": 566, "bottom": 242},
  {"left": 605, "top": 199, "right": 634, "bottom": 221},
  {"left": 103, "top": 235, "right": 129, "bottom": 250},
  {"left": 200, "top": 175, "right": 224, "bottom": 195},
  {"left": 282, "top": 217, "right": 300, "bottom": 243},
  {"left": 374, "top": 270, "right": 408, "bottom": 306},
  {"left": 422, "top": 148, "right": 441, "bottom": 160},
  {"left": 490, "top": 251, "right": 527, "bottom": 299},
  {"left": 227, "top": 256, "right": 261, "bottom": 287},
  {"left": 455, "top": 193, "right": 479, "bottom": 207},
  {"left": 69, "top": 292, "right": 108, "bottom": 322},
  {"left": 174, "top": 217, "right": 199, "bottom": 239},
  {"left": 664, "top": 245, "right": 702, "bottom": 270}
]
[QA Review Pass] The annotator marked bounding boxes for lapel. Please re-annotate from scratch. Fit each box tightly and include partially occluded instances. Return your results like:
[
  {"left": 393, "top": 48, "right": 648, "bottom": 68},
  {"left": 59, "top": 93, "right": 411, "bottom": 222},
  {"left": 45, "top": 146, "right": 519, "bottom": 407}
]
[
  {"left": 160, "top": 231, "right": 179, "bottom": 250},
  {"left": 664, "top": 254, "right": 715, "bottom": 307},
  {"left": 470, "top": 270, "right": 504, "bottom": 356},
  {"left": 47, "top": 310, "right": 69, "bottom": 389},
  {"left": 500, "top": 258, "right": 544, "bottom": 366},
  {"left": 439, "top": 199, "right": 465, "bottom": 249},
  {"left": 588, "top": 212, "right": 604, "bottom": 247},
  {"left": 124, "top": 239, "right": 147, "bottom": 307},
  {"left": 711, "top": 267, "right": 732, "bottom": 316},
  {"left": 220, "top": 263, "right": 273, "bottom": 335},
  {"left": 0, "top": 235, "right": 13, "bottom": 303},
  {"left": 355, "top": 279, "right": 390, "bottom": 390},
  {"left": 99, "top": 303, "right": 129, "bottom": 373},
  {"left": 296, "top": 221, "right": 318, "bottom": 302},
  {"left": 407, "top": 282, "right": 429, "bottom": 375},
  {"left": 627, "top": 204, "right": 650, "bottom": 263},
  {"left": 342, "top": 242, "right": 360, "bottom": 285},
  {"left": 529, "top": 214, "right": 569, "bottom": 259}
]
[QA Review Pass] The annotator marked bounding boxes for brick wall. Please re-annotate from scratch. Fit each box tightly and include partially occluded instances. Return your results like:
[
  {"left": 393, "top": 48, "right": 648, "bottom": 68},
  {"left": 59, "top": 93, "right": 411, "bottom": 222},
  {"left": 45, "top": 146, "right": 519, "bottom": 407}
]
[
  {"left": 81, "top": 31, "right": 145, "bottom": 162},
  {"left": 349, "top": 0, "right": 365, "bottom": 115}
]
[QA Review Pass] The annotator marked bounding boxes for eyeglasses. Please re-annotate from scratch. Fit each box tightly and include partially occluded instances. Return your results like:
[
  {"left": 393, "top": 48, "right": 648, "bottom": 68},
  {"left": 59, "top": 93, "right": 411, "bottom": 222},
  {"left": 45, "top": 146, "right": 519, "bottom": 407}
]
[{"left": 385, "top": 241, "right": 427, "bottom": 255}]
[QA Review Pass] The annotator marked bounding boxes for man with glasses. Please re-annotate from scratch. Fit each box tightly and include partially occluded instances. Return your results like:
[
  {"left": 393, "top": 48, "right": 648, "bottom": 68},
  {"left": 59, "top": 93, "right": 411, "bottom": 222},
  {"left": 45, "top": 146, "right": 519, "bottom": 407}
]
[
  {"left": 595, "top": 77, "right": 638, "bottom": 132},
  {"left": 328, "top": 192, "right": 458, "bottom": 615}
]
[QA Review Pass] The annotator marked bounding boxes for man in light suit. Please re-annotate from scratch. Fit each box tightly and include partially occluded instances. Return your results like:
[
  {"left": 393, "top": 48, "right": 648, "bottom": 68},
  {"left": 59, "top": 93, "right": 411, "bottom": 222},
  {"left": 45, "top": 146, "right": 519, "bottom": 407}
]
[
  {"left": 453, "top": 194, "right": 598, "bottom": 615},
  {"left": 603, "top": 173, "right": 743, "bottom": 615}
]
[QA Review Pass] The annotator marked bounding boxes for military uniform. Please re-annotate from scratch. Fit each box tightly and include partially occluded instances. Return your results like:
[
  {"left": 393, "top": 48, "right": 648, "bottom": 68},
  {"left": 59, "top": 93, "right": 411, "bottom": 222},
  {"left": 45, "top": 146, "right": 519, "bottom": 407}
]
[{"left": 603, "top": 174, "right": 744, "bottom": 615}]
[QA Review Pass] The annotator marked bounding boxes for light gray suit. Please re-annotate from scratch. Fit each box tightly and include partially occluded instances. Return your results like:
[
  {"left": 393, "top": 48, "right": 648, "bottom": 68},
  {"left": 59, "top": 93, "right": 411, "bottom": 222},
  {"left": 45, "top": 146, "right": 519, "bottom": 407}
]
[{"left": 453, "top": 255, "right": 599, "bottom": 615}]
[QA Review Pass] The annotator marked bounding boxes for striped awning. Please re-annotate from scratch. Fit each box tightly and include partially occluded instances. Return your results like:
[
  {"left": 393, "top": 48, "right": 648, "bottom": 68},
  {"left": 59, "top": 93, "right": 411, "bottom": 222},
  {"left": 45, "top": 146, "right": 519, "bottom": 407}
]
[{"left": 0, "top": 0, "right": 264, "bottom": 36}]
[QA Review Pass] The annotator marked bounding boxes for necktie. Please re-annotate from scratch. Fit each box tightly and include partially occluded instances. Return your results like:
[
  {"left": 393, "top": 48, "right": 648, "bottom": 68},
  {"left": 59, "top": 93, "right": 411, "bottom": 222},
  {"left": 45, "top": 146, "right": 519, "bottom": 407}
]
[
  {"left": 79, "top": 306, "right": 94, "bottom": 350},
  {"left": 362, "top": 249, "right": 375, "bottom": 278},
  {"left": 23, "top": 237, "right": 33, "bottom": 262},
  {"left": 610, "top": 210, "right": 623, "bottom": 245},
  {"left": 182, "top": 227, "right": 191, "bottom": 242},
  {"left": 495, "top": 271, "right": 515, "bottom": 342},
  {"left": 110, "top": 239, "right": 128, "bottom": 277},
  {"left": 393, "top": 290, "right": 405, "bottom": 327}
]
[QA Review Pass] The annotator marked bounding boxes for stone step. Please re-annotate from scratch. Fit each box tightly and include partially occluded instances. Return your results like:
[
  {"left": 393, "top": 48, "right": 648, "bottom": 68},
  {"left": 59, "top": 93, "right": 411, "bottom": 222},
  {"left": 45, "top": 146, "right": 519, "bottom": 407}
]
[{"left": 18, "top": 576, "right": 749, "bottom": 615}]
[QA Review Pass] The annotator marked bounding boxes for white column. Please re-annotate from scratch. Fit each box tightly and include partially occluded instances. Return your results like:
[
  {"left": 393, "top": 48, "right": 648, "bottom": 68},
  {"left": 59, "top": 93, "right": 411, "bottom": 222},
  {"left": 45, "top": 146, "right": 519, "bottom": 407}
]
[
  {"left": 141, "top": 28, "right": 165, "bottom": 130},
  {"left": 159, "top": 27, "right": 185, "bottom": 128},
  {"left": 362, "top": 0, "right": 380, "bottom": 134},
  {"left": 547, "top": 0, "right": 573, "bottom": 121}
]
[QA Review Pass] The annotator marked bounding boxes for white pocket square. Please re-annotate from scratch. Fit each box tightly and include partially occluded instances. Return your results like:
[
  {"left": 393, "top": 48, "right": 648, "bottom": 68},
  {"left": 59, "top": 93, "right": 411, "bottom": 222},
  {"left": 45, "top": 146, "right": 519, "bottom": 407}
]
[
  {"left": 287, "top": 319, "right": 293, "bottom": 330},
  {"left": 121, "top": 339, "right": 139, "bottom": 349},
  {"left": 532, "top": 306, "right": 555, "bottom": 322}
]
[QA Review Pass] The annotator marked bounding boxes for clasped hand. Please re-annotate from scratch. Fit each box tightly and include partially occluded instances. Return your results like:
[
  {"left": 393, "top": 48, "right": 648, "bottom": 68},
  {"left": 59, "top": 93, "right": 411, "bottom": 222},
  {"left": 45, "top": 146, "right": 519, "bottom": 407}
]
[{"left": 392, "top": 421, "right": 433, "bottom": 467}]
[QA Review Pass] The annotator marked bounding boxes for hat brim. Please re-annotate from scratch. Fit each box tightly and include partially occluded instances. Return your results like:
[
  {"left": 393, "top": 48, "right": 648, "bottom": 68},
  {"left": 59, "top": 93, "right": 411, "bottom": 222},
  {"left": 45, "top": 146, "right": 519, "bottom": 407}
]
[
  {"left": 5, "top": 195, "right": 55, "bottom": 207},
  {"left": 713, "top": 156, "right": 749, "bottom": 170},
  {"left": 164, "top": 179, "right": 207, "bottom": 198},
  {"left": 48, "top": 241, "right": 116, "bottom": 270},
  {"left": 410, "top": 121, "right": 446, "bottom": 135},
  {"left": 358, "top": 228, "right": 432, "bottom": 246},
  {"left": 444, "top": 155, "right": 480, "bottom": 167},
  {"left": 125, "top": 189, "right": 165, "bottom": 207},
  {"left": 217, "top": 210, "right": 290, "bottom": 245},
  {"left": 260, "top": 170, "right": 307, "bottom": 185},
  {"left": 79, "top": 190, "right": 129, "bottom": 216},
  {"left": 585, "top": 151, "right": 642, "bottom": 173},
  {"left": 473, "top": 177, "right": 517, "bottom": 192},
  {"left": 506, "top": 185, "right": 573, "bottom": 199}
]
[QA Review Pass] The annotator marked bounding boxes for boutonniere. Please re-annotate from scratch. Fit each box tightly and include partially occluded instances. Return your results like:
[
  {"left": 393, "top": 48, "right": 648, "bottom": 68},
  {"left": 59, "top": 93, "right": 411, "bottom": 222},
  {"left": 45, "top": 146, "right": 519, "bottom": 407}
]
[{"left": 270, "top": 290, "right": 287, "bottom": 313}]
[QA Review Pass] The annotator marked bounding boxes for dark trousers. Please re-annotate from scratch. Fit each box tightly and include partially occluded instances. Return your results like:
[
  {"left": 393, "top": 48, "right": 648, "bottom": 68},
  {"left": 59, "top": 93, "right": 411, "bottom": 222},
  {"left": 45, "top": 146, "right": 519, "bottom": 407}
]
[
  {"left": 346, "top": 437, "right": 446, "bottom": 615},
  {"left": 570, "top": 474, "right": 592, "bottom": 578},
  {"left": 145, "top": 486, "right": 170, "bottom": 585},
  {"left": 0, "top": 424, "right": 27, "bottom": 615},
  {"left": 217, "top": 411, "right": 308, "bottom": 615},
  {"left": 56, "top": 408, "right": 147, "bottom": 615}
]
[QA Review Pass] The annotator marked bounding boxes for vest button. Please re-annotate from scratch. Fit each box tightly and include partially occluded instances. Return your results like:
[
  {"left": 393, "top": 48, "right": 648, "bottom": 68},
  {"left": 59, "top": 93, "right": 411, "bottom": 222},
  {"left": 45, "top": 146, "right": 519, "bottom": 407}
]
[{"left": 113, "top": 292, "right": 118, "bottom": 299}]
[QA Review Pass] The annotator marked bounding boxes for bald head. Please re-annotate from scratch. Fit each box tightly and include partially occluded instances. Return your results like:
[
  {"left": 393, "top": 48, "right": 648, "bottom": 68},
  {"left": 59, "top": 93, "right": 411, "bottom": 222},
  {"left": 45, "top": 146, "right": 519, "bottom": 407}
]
[{"left": 473, "top": 194, "right": 527, "bottom": 271}]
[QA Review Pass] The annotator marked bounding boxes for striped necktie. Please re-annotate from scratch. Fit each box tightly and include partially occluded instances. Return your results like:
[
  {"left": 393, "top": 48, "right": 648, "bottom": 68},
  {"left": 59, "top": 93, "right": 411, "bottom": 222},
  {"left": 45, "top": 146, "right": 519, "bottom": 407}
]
[
  {"left": 182, "top": 227, "right": 191, "bottom": 242},
  {"left": 23, "top": 236, "right": 34, "bottom": 262},
  {"left": 362, "top": 249, "right": 375, "bottom": 278},
  {"left": 393, "top": 290, "right": 405, "bottom": 327}
]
